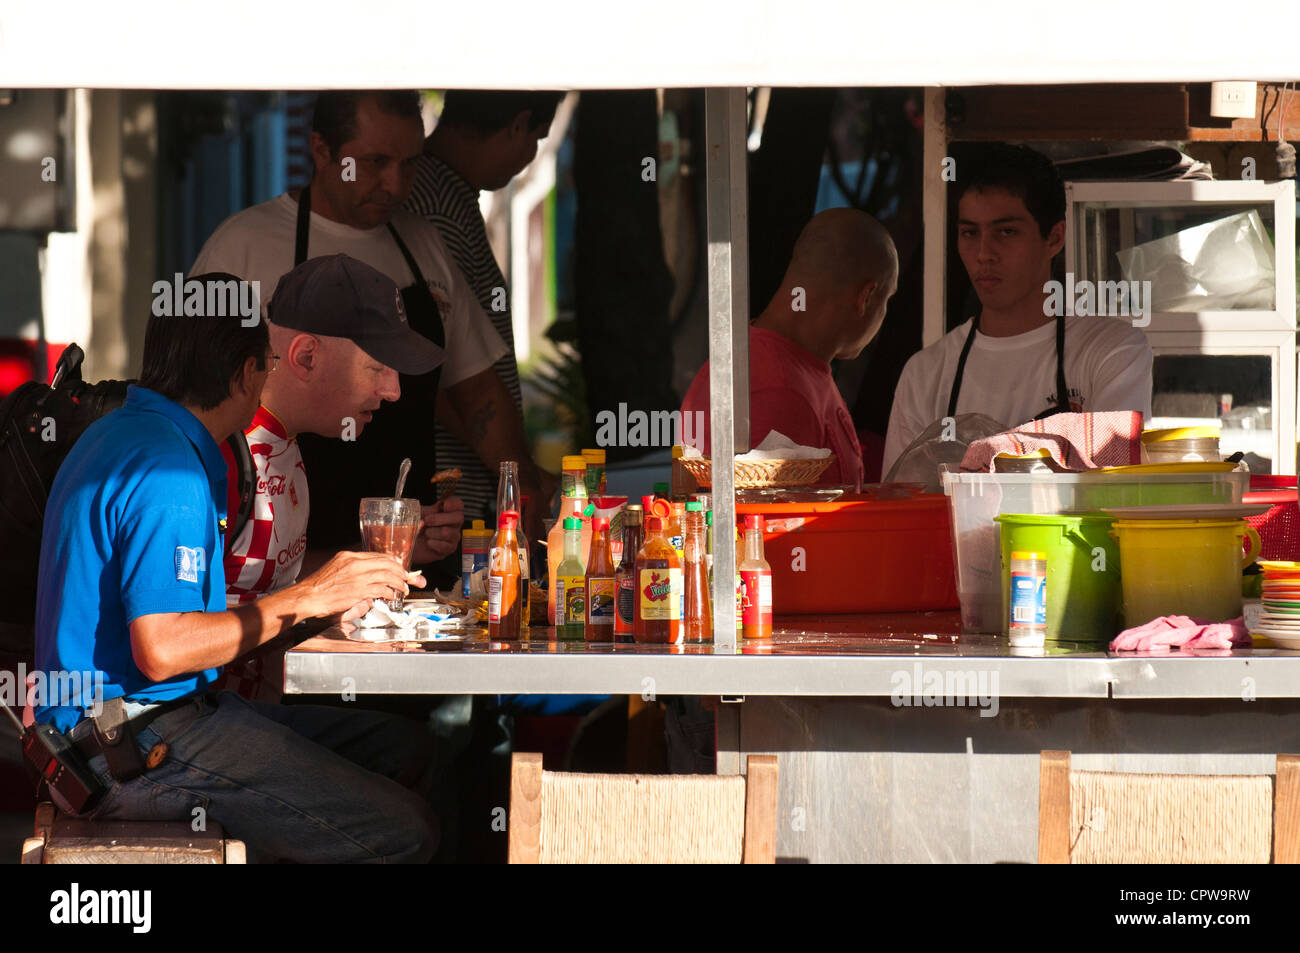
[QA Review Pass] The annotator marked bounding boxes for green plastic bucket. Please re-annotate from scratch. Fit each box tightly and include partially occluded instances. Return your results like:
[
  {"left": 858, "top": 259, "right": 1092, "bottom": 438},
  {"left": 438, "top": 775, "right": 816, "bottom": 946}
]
[{"left": 993, "top": 513, "right": 1121, "bottom": 643}]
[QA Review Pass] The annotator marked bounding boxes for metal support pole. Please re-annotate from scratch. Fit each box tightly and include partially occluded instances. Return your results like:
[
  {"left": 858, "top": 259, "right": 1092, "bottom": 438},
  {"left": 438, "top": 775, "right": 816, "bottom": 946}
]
[
  {"left": 705, "top": 87, "right": 748, "bottom": 655},
  {"left": 922, "top": 87, "right": 947, "bottom": 347}
]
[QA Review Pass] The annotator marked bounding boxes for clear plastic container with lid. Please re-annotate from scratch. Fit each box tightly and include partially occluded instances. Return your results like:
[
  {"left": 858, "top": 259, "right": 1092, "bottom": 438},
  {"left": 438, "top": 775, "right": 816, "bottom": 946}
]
[{"left": 1141, "top": 426, "right": 1222, "bottom": 464}]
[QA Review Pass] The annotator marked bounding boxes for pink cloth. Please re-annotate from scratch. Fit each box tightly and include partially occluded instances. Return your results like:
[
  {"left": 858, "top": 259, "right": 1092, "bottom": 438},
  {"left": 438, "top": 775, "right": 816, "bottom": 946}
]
[
  {"left": 681, "top": 326, "right": 864, "bottom": 486},
  {"left": 959, "top": 410, "right": 1143, "bottom": 472},
  {"left": 1109, "top": 615, "right": 1250, "bottom": 653}
]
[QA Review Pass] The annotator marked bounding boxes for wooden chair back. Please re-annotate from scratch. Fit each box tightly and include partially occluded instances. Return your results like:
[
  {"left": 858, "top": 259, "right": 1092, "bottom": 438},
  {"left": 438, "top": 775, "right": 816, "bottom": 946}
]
[
  {"left": 508, "top": 752, "right": 778, "bottom": 863},
  {"left": 1039, "top": 750, "right": 1300, "bottom": 864}
]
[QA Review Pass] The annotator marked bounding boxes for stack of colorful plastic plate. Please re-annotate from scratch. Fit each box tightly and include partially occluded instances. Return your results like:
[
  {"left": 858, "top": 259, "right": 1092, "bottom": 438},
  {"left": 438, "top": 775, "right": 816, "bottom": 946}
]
[{"left": 1255, "top": 561, "right": 1300, "bottom": 648}]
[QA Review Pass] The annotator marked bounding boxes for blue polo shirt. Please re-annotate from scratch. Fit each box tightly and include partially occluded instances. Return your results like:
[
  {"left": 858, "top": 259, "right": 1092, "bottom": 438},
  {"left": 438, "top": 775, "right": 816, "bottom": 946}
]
[{"left": 34, "top": 385, "right": 228, "bottom": 732}]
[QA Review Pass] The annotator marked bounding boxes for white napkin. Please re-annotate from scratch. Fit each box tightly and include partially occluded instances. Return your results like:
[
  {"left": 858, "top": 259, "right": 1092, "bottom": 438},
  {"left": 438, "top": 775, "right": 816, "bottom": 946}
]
[
  {"left": 353, "top": 598, "right": 479, "bottom": 631},
  {"left": 736, "top": 430, "right": 831, "bottom": 461},
  {"left": 354, "top": 602, "right": 420, "bottom": 629}
]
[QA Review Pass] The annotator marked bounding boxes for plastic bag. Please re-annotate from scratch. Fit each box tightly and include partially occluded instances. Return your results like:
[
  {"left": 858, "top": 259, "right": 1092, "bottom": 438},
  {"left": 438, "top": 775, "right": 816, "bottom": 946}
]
[
  {"left": 1115, "top": 209, "right": 1275, "bottom": 312},
  {"left": 884, "top": 413, "right": 1008, "bottom": 490}
]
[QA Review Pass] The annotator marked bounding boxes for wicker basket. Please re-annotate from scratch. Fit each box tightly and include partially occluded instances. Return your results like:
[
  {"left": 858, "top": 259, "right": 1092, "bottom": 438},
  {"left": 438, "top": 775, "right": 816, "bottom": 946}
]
[{"left": 678, "top": 455, "right": 834, "bottom": 489}]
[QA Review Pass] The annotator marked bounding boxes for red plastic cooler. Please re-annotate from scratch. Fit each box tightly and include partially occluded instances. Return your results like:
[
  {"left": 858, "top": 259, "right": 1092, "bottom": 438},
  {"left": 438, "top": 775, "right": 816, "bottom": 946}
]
[{"left": 735, "top": 490, "right": 959, "bottom": 614}]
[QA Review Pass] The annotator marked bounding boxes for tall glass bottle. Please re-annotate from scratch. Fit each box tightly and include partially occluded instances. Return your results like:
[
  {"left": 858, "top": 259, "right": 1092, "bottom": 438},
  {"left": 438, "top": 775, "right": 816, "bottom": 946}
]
[
  {"left": 739, "top": 514, "right": 773, "bottom": 640},
  {"left": 634, "top": 516, "right": 682, "bottom": 644},
  {"left": 614, "top": 505, "right": 643, "bottom": 643},
  {"left": 498, "top": 463, "right": 530, "bottom": 626},
  {"left": 547, "top": 456, "right": 590, "bottom": 624},
  {"left": 683, "top": 501, "right": 711, "bottom": 642},
  {"left": 585, "top": 517, "right": 616, "bottom": 642},
  {"left": 556, "top": 516, "right": 587, "bottom": 641},
  {"left": 488, "top": 510, "right": 522, "bottom": 641}
]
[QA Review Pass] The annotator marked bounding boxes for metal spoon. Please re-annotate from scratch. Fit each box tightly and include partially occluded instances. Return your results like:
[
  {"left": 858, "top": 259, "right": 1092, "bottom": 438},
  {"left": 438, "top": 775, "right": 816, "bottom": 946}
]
[{"left": 394, "top": 457, "right": 412, "bottom": 500}]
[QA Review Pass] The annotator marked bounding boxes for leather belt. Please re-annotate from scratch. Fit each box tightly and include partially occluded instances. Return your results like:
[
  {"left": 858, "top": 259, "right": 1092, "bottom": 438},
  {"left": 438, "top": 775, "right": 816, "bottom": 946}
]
[{"left": 67, "top": 696, "right": 196, "bottom": 762}]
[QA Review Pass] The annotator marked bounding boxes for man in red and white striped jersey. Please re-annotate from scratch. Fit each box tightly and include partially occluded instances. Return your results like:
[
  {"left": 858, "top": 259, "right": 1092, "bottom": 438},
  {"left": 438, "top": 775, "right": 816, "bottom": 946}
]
[{"left": 221, "top": 254, "right": 463, "bottom": 606}]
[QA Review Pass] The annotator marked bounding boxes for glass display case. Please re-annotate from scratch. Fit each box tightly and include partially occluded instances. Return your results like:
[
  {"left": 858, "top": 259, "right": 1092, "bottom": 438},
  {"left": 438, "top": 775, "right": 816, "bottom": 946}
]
[{"left": 1066, "top": 180, "right": 1297, "bottom": 473}]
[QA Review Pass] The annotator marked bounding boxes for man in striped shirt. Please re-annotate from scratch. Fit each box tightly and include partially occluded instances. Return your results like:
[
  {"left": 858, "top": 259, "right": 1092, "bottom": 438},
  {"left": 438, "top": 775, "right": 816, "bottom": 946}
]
[{"left": 405, "top": 90, "right": 564, "bottom": 524}]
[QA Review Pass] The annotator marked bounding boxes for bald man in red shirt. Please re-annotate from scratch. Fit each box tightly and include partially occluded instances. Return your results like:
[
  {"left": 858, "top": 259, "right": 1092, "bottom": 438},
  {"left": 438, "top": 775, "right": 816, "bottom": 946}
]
[{"left": 681, "top": 208, "right": 898, "bottom": 485}]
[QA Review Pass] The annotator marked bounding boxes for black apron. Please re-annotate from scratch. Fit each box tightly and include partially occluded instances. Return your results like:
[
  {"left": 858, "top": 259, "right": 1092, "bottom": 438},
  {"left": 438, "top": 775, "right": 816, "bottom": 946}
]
[
  {"left": 291, "top": 185, "right": 447, "bottom": 549},
  {"left": 946, "top": 312, "right": 1071, "bottom": 422}
]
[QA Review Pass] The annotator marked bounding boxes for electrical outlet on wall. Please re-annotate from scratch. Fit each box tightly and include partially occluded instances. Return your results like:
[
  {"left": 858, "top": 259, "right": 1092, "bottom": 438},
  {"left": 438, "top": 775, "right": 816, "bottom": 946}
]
[{"left": 1210, "top": 81, "right": 1257, "bottom": 119}]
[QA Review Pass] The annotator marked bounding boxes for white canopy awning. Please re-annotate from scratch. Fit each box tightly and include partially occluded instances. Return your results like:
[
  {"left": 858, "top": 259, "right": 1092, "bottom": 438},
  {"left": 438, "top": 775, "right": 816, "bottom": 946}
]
[{"left": 3, "top": 0, "right": 1297, "bottom": 89}]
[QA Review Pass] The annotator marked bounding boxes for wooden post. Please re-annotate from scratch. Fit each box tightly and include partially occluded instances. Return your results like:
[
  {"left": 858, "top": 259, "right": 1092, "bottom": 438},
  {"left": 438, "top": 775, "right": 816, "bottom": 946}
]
[
  {"left": 741, "top": 754, "right": 779, "bottom": 864},
  {"left": 508, "top": 752, "right": 544, "bottom": 864},
  {"left": 1038, "top": 750, "right": 1071, "bottom": 864},
  {"left": 1274, "top": 754, "right": 1300, "bottom": 864}
]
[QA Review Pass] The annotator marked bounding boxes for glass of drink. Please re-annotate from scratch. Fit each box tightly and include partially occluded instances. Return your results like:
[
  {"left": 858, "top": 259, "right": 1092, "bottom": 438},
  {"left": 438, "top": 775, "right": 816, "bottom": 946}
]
[{"left": 359, "top": 497, "right": 422, "bottom": 610}]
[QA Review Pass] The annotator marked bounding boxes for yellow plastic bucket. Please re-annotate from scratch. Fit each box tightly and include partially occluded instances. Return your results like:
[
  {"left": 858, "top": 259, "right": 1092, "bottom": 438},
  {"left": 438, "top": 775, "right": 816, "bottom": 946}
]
[{"left": 1110, "top": 518, "right": 1260, "bottom": 627}]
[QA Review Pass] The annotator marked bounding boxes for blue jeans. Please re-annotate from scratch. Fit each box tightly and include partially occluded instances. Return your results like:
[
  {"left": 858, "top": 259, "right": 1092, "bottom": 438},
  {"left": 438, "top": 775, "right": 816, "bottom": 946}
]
[{"left": 53, "top": 691, "right": 438, "bottom": 863}]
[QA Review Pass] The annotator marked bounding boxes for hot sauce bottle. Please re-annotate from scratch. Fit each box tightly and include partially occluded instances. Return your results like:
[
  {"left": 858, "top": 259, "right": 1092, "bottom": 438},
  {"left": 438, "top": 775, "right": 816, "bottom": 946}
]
[
  {"left": 547, "top": 455, "right": 590, "bottom": 625},
  {"left": 738, "top": 514, "right": 773, "bottom": 639},
  {"left": 488, "top": 510, "right": 522, "bottom": 641},
  {"left": 633, "top": 516, "right": 682, "bottom": 644},
  {"left": 556, "top": 516, "right": 587, "bottom": 641},
  {"left": 613, "top": 504, "right": 643, "bottom": 642},
  {"left": 683, "top": 501, "right": 711, "bottom": 642},
  {"left": 585, "top": 517, "right": 617, "bottom": 642}
]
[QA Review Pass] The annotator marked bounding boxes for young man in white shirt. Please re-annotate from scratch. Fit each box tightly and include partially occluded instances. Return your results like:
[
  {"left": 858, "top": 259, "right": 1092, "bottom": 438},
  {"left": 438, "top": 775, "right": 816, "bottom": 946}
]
[
  {"left": 405, "top": 90, "right": 564, "bottom": 525},
  {"left": 882, "top": 143, "right": 1152, "bottom": 475},
  {"left": 192, "top": 90, "right": 555, "bottom": 556}
]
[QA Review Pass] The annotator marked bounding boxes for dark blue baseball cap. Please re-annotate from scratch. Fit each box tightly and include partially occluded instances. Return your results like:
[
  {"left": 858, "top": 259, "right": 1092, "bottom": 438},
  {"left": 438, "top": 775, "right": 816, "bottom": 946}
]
[{"left": 267, "top": 253, "right": 444, "bottom": 375}]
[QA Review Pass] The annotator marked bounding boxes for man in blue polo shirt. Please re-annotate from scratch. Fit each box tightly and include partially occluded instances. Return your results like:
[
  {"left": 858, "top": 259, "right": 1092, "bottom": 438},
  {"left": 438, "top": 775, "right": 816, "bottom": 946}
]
[{"left": 33, "top": 273, "right": 440, "bottom": 862}]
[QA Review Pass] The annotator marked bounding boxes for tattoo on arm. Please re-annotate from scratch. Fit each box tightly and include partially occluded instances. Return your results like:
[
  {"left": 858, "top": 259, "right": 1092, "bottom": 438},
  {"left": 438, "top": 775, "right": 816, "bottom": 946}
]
[{"left": 467, "top": 395, "right": 498, "bottom": 445}]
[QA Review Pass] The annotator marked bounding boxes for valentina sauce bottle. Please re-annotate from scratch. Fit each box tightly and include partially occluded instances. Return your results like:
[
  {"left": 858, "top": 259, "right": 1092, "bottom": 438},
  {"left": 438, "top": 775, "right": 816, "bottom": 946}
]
[{"left": 633, "top": 516, "right": 681, "bottom": 644}]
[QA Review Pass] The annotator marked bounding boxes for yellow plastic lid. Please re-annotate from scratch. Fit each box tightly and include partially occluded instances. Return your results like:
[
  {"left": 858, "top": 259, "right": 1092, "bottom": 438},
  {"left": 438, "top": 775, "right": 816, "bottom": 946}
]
[
  {"left": 463, "top": 519, "right": 494, "bottom": 538},
  {"left": 1010, "top": 551, "right": 1047, "bottom": 561},
  {"left": 581, "top": 448, "right": 606, "bottom": 464},
  {"left": 995, "top": 449, "right": 1052, "bottom": 459},
  {"left": 561, "top": 455, "right": 588, "bottom": 471},
  {"left": 1089, "top": 461, "right": 1237, "bottom": 474},
  {"left": 1141, "top": 426, "right": 1221, "bottom": 444}
]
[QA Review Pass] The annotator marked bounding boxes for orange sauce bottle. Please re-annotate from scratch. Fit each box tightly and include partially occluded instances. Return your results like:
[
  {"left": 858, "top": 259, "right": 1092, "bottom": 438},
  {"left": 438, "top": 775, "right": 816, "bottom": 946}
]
[
  {"left": 585, "top": 516, "right": 617, "bottom": 642},
  {"left": 488, "top": 510, "right": 522, "bottom": 641},
  {"left": 739, "top": 514, "right": 773, "bottom": 639},
  {"left": 683, "top": 501, "right": 711, "bottom": 642},
  {"left": 633, "top": 516, "right": 682, "bottom": 644}
]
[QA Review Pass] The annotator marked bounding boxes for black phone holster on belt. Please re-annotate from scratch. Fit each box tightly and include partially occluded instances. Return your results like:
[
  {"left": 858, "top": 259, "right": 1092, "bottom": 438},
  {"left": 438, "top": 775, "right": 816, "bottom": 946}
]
[{"left": 93, "top": 696, "right": 147, "bottom": 782}]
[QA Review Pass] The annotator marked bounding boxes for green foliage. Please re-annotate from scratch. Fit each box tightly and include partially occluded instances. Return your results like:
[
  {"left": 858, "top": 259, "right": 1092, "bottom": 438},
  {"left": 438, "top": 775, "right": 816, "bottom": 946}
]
[{"left": 522, "top": 315, "right": 588, "bottom": 452}]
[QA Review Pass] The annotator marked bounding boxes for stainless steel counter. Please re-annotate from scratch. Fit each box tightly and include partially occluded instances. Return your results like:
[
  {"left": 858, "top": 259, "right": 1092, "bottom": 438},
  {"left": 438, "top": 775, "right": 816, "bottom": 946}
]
[{"left": 283, "top": 610, "right": 1300, "bottom": 700}]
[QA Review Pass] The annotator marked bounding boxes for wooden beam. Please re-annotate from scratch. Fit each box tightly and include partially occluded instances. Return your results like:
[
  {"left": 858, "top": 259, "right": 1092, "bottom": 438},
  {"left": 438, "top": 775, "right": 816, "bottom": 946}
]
[
  {"left": 742, "top": 754, "right": 779, "bottom": 864},
  {"left": 946, "top": 82, "right": 1300, "bottom": 144},
  {"left": 1038, "top": 750, "right": 1072, "bottom": 864},
  {"left": 508, "top": 752, "right": 544, "bottom": 864},
  {"left": 1275, "top": 754, "right": 1300, "bottom": 864},
  {"left": 948, "top": 84, "right": 1191, "bottom": 142}
]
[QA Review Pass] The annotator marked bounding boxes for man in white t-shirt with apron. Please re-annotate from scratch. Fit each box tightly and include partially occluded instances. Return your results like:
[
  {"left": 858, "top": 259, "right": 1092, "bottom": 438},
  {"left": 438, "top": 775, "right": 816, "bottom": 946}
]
[
  {"left": 192, "top": 90, "right": 555, "bottom": 569},
  {"left": 883, "top": 143, "right": 1152, "bottom": 476}
]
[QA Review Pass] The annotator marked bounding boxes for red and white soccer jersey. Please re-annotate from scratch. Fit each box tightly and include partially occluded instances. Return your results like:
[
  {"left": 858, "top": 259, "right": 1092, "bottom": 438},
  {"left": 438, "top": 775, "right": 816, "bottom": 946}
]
[{"left": 221, "top": 405, "right": 311, "bottom": 606}]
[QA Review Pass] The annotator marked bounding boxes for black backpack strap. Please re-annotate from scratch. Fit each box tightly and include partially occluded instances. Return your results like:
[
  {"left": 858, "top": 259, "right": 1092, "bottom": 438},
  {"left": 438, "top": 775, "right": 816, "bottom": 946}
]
[{"left": 223, "top": 432, "right": 256, "bottom": 555}]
